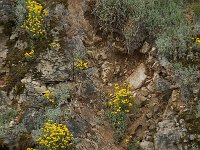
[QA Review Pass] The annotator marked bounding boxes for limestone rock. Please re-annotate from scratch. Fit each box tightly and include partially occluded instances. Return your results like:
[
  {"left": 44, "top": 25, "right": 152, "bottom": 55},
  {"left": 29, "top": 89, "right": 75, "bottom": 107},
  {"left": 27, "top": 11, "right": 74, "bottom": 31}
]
[
  {"left": 0, "top": 0, "right": 15, "bottom": 22},
  {"left": 101, "top": 61, "right": 114, "bottom": 83},
  {"left": 0, "top": 90, "right": 12, "bottom": 105},
  {"left": 140, "top": 42, "right": 151, "bottom": 54},
  {"left": 154, "top": 119, "right": 185, "bottom": 150},
  {"left": 127, "top": 63, "right": 147, "bottom": 89},
  {"left": 140, "top": 140, "right": 154, "bottom": 150}
]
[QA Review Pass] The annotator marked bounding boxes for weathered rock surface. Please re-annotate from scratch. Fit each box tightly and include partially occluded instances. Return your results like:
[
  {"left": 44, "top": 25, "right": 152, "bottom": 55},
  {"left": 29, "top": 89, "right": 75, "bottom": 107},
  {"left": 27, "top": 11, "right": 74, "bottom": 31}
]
[
  {"left": 154, "top": 118, "right": 186, "bottom": 150},
  {"left": 0, "top": 0, "right": 15, "bottom": 22},
  {"left": 101, "top": 61, "right": 115, "bottom": 83},
  {"left": 127, "top": 63, "right": 147, "bottom": 89},
  {"left": 140, "top": 140, "right": 154, "bottom": 150},
  {"left": 140, "top": 42, "right": 151, "bottom": 54}
]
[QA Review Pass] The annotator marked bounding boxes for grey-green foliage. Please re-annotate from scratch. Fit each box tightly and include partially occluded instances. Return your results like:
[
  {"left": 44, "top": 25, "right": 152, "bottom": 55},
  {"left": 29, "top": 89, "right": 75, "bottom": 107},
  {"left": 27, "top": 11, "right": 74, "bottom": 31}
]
[
  {"left": 191, "top": 143, "right": 199, "bottom": 150},
  {"left": 0, "top": 106, "right": 26, "bottom": 139},
  {"left": 196, "top": 102, "right": 200, "bottom": 118},
  {"left": 93, "top": 0, "right": 130, "bottom": 33},
  {"left": 0, "top": 123, "right": 27, "bottom": 139},
  {"left": 33, "top": 107, "right": 67, "bottom": 130},
  {"left": 174, "top": 63, "right": 197, "bottom": 86},
  {"left": 108, "top": 111, "right": 128, "bottom": 143},
  {"left": 127, "top": 139, "right": 140, "bottom": 150},
  {"left": 156, "top": 25, "right": 192, "bottom": 59},
  {"left": 147, "top": 0, "right": 185, "bottom": 32},
  {"left": 128, "top": 0, "right": 186, "bottom": 31},
  {"left": 174, "top": 63, "right": 197, "bottom": 101},
  {"left": 54, "top": 84, "right": 71, "bottom": 106},
  {"left": 94, "top": 0, "right": 193, "bottom": 59},
  {"left": 0, "top": 105, "right": 17, "bottom": 126},
  {"left": 129, "top": 0, "right": 192, "bottom": 59},
  {"left": 44, "top": 107, "right": 65, "bottom": 122},
  {"left": 15, "top": 0, "right": 27, "bottom": 26}
]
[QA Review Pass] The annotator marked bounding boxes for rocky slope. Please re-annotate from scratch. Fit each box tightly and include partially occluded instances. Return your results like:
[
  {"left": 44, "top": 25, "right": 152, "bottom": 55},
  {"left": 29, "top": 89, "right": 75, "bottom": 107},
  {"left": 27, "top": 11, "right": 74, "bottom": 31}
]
[{"left": 0, "top": 0, "right": 199, "bottom": 150}]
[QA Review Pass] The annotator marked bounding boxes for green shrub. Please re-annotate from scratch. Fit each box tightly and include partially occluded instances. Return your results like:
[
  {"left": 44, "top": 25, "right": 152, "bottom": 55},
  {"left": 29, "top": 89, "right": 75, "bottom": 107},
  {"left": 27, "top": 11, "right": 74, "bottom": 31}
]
[
  {"left": 108, "top": 111, "right": 128, "bottom": 143},
  {"left": 15, "top": 0, "right": 27, "bottom": 27},
  {"left": 156, "top": 25, "right": 192, "bottom": 59},
  {"left": 173, "top": 63, "right": 197, "bottom": 101},
  {"left": 0, "top": 105, "right": 17, "bottom": 125},
  {"left": 94, "top": 0, "right": 193, "bottom": 59},
  {"left": 196, "top": 102, "right": 200, "bottom": 118},
  {"left": 54, "top": 84, "right": 71, "bottom": 106},
  {"left": 127, "top": 139, "right": 140, "bottom": 150},
  {"left": 93, "top": 0, "right": 130, "bottom": 34},
  {"left": 173, "top": 63, "right": 197, "bottom": 86}
]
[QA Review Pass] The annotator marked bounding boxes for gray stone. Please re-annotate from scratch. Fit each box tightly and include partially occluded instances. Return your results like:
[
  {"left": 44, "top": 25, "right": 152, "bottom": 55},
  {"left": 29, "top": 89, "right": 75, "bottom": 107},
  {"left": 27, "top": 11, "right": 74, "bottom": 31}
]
[
  {"left": 0, "top": 25, "right": 4, "bottom": 33},
  {"left": 0, "top": 0, "right": 15, "bottom": 22},
  {"left": 127, "top": 63, "right": 147, "bottom": 89},
  {"left": 0, "top": 90, "right": 12, "bottom": 105},
  {"left": 140, "top": 41, "right": 151, "bottom": 54},
  {"left": 155, "top": 78, "right": 171, "bottom": 93},
  {"left": 140, "top": 140, "right": 154, "bottom": 150},
  {"left": 154, "top": 119, "right": 185, "bottom": 150},
  {"left": 14, "top": 40, "right": 28, "bottom": 50},
  {"left": 146, "top": 112, "right": 153, "bottom": 119},
  {"left": 189, "top": 134, "right": 196, "bottom": 141},
  {"left": 77, "top": 79, "right": 98, "bottom": 99},
  {"left": 101, "top": 61, "right": 114, "bottom": 83}
]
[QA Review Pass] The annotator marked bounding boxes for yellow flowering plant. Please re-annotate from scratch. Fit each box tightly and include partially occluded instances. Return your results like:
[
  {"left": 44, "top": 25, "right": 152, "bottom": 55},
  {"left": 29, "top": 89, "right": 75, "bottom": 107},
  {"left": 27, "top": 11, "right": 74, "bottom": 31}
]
[
  {"left": 108, "top": 83, "right": 134, "bottom": 114},
  {"left": 21, "top": 0, "right": 48, "bottom": 37},
  {"left": 36, "top": 120, "right": 74, "bottom": 150},
  {"left": 43, "top": 90, "right": 55, "bottom": 103},
  {"left": 49, "top": 42, "right": 61, "bottom": 48},
  {"left": 26, "top": 148, "right": 37, "bottom": 150},
  {"left": 24, "top": 49, "right": 34, "bottom": 59},
  {"left": 74, "top": 60, "right": 88, "bottom": 70},
  {"left": 107, "top": 83, "right": 134, "bottom": 142}
]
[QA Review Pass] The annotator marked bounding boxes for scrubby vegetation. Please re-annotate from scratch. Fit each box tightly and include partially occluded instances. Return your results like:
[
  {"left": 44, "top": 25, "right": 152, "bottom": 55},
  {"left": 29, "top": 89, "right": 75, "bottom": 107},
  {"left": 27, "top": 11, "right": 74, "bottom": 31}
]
[
  {"left": 107, "top": 83, "right": 134, "bottom": 142},
  {"left": 94, "top": 0, "right": 200, "bottom": 60},
  {"left": 0, "top": 0, "right": 200, "bottom": 149},
  {"left": 36, "top": 121, "right": 74, "bottom": 150}
]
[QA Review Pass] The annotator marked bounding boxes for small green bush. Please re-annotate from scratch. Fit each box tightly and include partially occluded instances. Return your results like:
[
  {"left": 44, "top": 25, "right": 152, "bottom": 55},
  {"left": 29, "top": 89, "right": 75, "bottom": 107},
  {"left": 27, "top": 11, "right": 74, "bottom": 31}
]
[
  {"left": 173, "top": 63, "right": 198, "bottom": 101},
  {"left": 174, "top": 63, "right": 197, "bottom": 86},
  {"left": 94, "top": 0, "right": 193, "bottom": 59},
  {"left": 93, "top": 0, "right": 130, "bottom": 34},
  {"left": 15, "top": 0, "right": 27, "bottom": 27},
  {"left": 127, "top": 139, "right": 140, "bottom": 150},
  {"left": 108, "top": 111, "right": 128, "bottom": 143},
  {"left": 54, "top": 84, "right": 71, "bottom": 106},
  {"left": 196, "top": 101, "right": 200, "bottom": 118},
  {"left": 0, "top": 105, "right": 17, "bottom": 125}
]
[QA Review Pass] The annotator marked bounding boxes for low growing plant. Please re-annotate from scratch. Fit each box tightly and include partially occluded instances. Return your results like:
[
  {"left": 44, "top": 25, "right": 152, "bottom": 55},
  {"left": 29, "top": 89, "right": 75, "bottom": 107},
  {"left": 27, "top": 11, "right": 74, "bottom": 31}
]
[
  {"left": 21, "top": 0, "right": 48, "bottom": 37},
  {"left": 93, "top": 0, "right": 130, "bottom": 34},
  {"left": 36, "top": 120, "right": 74, "bottom": 150},
  {"left": 74, "top": 60, "right": 88, "bottom": 70},
  {"left": 43, "top": 90, "right": 55, "bottom": 104},
  {"left": 108, "top": 83, "right": 134, "bottom": 142}
]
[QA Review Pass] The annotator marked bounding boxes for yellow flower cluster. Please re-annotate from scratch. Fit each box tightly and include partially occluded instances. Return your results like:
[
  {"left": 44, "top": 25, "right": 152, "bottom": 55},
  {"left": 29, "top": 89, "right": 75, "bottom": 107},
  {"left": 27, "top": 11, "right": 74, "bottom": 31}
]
[
  {"left": 43, "top": 90, "right": 55, "bottom": 103},
  {"left": 125, "top": 135, "right": 132, "bottom": 144},
  {"left": 108, "top": 83, "right": 134, "bottom": 114},
  {"left": 49, "top": 42, "right": 61, "bottom": 48},
  {"left": 192, "top": 37, "right": 200, "bottom": 44},
  {"left": 21, "top": 0, "right": 48, "bottom": 37},
  {"left": 26, "top": 148, "right": 37, "bottom": 150},
  {"left": 37, "top": 120, "right": 74, "bottom": 150},
  {"left": 24, "top": 49, "right": 34, "bottom": 58},
  {"left": 74, "top": 60, "right": 88, "bottom": 70}
]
